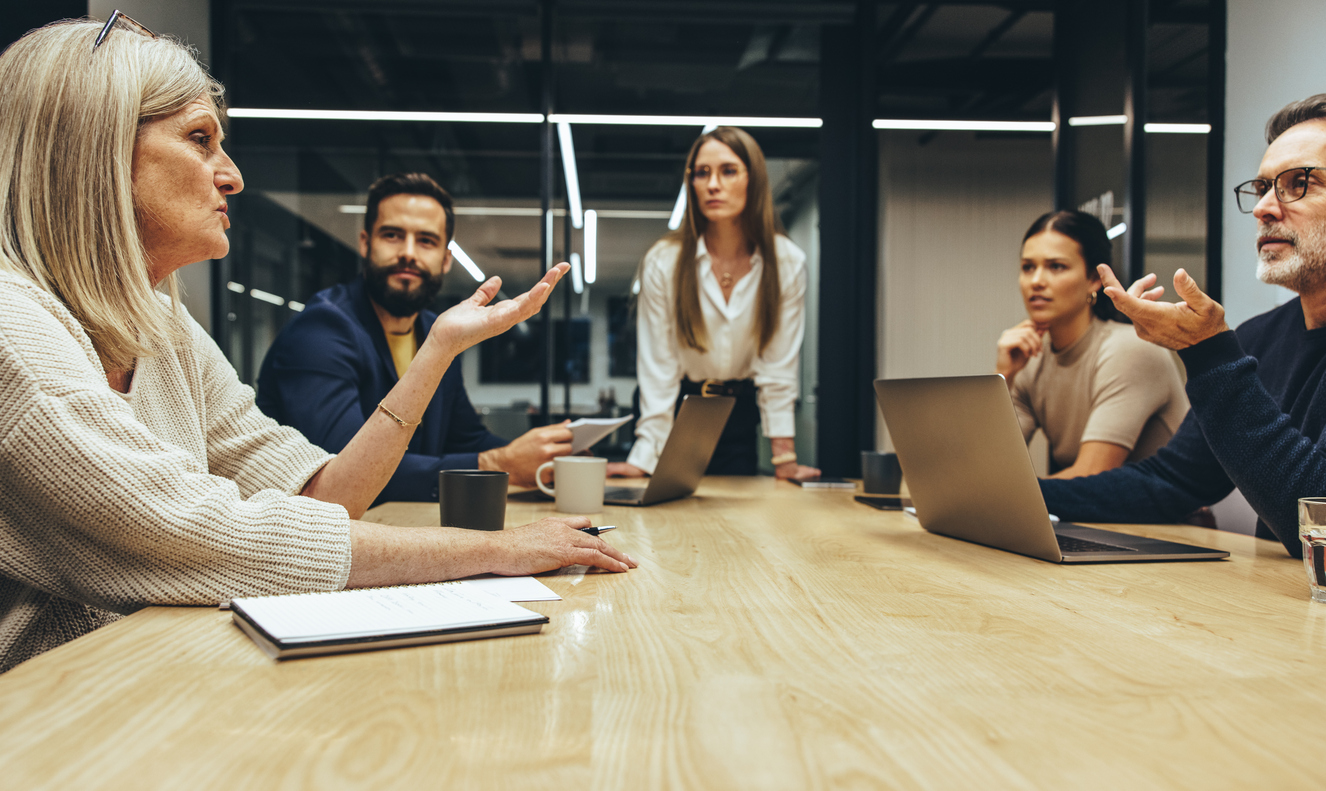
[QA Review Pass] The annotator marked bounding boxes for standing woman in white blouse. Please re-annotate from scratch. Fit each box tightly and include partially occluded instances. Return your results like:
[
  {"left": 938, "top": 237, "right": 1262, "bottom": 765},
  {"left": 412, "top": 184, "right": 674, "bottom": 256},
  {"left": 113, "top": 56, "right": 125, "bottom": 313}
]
[{"left": 611, "top": 127, "right": 820, "bottom": 480}]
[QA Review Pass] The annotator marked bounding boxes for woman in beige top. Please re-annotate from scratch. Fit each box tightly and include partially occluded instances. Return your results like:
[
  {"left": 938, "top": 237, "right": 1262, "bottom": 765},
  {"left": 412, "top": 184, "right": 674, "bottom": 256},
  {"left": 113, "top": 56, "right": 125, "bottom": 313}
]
[
  {"left": 0, "top": 18, "right": 633, "bottom": 672},
  {"left": 995, "top": 211, "right": 1189, "bottom": 478}
]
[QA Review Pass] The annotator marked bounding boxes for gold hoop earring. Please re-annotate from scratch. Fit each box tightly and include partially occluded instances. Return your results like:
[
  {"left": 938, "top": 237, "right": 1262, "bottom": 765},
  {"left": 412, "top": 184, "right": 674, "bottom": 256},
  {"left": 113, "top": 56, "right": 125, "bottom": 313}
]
[{"left": 1088, "top": 290, "right": 1098, "bottom": 306}]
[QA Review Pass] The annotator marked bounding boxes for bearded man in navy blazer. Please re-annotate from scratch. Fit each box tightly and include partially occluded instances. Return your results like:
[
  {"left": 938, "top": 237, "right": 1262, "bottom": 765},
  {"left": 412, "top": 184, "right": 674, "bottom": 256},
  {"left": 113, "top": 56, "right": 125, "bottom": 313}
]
[{"left": 258, "top": 173, "right": 571, "bottom": 502}]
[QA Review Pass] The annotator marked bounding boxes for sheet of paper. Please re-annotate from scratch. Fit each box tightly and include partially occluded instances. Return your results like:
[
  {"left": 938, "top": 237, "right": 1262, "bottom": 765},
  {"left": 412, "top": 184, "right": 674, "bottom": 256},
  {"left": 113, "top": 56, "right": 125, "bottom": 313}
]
[
  {"left": 567, "top": 415, "right": 632, "bottom": 454},
  {"left": 461, "top": 576, "right": 562, "bottom": 602}
]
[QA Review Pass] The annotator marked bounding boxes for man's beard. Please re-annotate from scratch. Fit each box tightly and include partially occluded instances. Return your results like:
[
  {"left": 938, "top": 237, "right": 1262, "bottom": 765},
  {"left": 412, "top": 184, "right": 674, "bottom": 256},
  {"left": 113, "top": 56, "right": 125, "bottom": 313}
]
[
  {"left": 363, "top": 256, "right": 445, "bottom": 318},
  {"left": 1257, "top": 219, "right": 1326, "bottom": 293}
]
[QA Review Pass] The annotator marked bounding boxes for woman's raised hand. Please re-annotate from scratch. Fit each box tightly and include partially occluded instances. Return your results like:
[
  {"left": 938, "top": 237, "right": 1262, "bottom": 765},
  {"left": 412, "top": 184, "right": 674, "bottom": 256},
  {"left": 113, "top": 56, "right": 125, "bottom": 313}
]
[
  {"left": 995, "top": 319, "right": 1047, "bottom": 380},
  {"left": 429, "top": 263, "right": 570, "bottom": 356}
]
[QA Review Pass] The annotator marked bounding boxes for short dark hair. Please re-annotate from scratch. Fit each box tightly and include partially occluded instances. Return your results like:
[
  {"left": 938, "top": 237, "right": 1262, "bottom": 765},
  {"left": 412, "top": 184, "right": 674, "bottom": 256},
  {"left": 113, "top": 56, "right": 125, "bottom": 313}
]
[
  {"left": 1266, "top": 94, "right": 1326, "bottom": 144},
  {"left": 363, "top": 172, "right": 456, "bottom": 243},
  {"left": 1022, "top": 210, "right": 1117, "bottom": 321}
]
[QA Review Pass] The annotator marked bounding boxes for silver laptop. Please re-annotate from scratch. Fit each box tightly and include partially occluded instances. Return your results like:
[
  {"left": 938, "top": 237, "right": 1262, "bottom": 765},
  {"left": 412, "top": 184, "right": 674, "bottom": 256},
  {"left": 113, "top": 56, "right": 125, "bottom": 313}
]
[
  {"left": 874, "top": 375, "right": 1228, "bottom": 563},
  {"left": 605, "top": 395, "right": 735, "bottom": 507}
]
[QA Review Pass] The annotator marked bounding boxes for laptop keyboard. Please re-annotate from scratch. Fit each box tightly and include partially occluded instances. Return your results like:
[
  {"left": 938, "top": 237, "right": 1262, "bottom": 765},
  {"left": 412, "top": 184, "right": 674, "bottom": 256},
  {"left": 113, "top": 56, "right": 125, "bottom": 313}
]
[{"left": 1056, "top": 534, "right": 1139, "bottom": 554}]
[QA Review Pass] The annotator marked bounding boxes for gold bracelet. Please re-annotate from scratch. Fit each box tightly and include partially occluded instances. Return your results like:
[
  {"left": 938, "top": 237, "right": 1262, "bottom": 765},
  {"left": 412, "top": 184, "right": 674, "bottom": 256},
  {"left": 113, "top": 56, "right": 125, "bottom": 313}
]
[
  {"left": 770, "top": 451, "right": 798, "bottom": 466},
  {"left": 377, "top": 401, "right": 421, "bottom": 428}
]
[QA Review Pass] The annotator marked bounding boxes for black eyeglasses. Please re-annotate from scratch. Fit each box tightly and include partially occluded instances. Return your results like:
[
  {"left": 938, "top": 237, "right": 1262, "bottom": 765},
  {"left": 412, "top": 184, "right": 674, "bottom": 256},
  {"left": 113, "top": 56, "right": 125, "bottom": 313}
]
[
  {"left": 92, "top": 9, "right": 157, "bottom": 51},
  {"left": 1233, "top": 166, "right": 1322, "bottom": 213}
]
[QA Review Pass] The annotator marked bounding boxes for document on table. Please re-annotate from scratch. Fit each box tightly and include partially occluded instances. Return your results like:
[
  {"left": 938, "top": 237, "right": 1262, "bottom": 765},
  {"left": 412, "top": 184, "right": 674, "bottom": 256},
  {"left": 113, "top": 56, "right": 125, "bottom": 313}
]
[
  {"left": 460, "top": 575, "right": 562, "bottom": 601},
  {"left": 568, "top": 415, "right": 632, "bottom": 454},
  {"left": 230, "top": 581, "right": 549, "bottom": 660}
]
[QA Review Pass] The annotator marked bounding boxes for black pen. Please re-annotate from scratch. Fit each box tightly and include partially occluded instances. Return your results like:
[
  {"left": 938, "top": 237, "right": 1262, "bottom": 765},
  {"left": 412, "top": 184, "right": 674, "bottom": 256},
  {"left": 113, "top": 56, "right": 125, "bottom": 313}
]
[{"left": 578, "top": 525, "right": 617, "bottom": 537}]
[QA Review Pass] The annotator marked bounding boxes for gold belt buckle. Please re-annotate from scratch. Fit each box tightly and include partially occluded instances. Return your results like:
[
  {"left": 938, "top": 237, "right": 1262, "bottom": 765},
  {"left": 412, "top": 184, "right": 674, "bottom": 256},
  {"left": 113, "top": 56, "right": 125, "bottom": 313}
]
[{"left": 700, "top": 378, "right": 725, "bottom": 397}]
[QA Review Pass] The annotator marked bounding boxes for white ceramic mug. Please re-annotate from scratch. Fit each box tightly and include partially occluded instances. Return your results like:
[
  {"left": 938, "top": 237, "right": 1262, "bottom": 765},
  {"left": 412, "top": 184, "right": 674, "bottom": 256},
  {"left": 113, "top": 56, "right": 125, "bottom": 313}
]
[{"left": 536, "top": 456, "right": 607, "bottom": 514}]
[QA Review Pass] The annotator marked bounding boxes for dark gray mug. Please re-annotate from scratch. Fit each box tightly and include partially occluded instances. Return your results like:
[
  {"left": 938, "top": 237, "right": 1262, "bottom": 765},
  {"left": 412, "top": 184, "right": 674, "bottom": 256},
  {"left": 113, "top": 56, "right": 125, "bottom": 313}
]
[
  {"left": 439, "top": 470, "right": 509, "bottom": 531},
  {"left": 861, "top": 451, "right": 902, "bottom": 494}
]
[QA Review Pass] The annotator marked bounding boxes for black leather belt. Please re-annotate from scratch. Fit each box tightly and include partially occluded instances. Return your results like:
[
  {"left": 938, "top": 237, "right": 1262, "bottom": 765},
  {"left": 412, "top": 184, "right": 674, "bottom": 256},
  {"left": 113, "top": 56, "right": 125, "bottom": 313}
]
[{"left": 681, "top": 378, "right": 756, "bottom": 399}]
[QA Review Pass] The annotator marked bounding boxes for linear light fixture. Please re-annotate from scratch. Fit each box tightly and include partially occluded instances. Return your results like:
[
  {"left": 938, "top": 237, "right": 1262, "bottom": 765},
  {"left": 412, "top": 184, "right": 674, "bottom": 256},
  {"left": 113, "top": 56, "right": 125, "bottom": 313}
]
[
  {"left": 338, "top": 204, "right": 367, "bottom": 214},
  {"left": 1107, "top": 222, "right": 1127, "bottom": 240},
  {"left": 556, "top": 122, "right": 584, "bottom": 228},
  {"left": 550, "top": 113, "right": 822, "bottom": 128},
  {"left": 584, "top": 209, "right": 598, "bottom": 284},
  {"left": 250, "top": 288, "right": 285, "bottom": 306},
  {"left": 569, "top": 252, "right": 585, "bottom": 294},
  {"left": 228, "top": 108, "right": 543, "bottom": 123},
  {"left": 226, "top": 281, "right": 246, "bottom": 293},
  {"left": 1145, "top": 123, "right": 1210, "bottom": 134},
  {"left": 448, "top": 241, "right": 486, "bottom": 282},
  {"left": 1068, "top": 115, "right": 1128, "bottom": 127},
  {"left": 288, "top": 300, "right": 305, "bottom": 312},
  {"left": 873, "top": 119, "right": 1055, "bottom": 132}
]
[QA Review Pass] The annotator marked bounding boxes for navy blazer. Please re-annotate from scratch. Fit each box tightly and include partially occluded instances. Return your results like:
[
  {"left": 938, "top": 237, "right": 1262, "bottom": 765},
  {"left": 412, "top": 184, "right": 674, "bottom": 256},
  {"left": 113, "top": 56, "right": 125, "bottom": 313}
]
[{"left": 256, "top": 277, "right": 507, "bottom": 504}]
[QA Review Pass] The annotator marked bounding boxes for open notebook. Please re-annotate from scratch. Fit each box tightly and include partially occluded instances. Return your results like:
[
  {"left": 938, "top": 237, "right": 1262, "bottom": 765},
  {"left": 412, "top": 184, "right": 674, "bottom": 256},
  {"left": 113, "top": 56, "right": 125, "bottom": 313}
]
[{"left": 231, "top": 581, "right": 549, "bottom": 660}]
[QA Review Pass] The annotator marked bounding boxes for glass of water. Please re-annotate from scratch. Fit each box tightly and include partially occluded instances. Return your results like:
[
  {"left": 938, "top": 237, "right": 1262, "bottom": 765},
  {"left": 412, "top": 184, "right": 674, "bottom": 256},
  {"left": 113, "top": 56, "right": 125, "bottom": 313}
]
[{"left": 1299, "top": 497, "right": 1326, "bottom": 602}]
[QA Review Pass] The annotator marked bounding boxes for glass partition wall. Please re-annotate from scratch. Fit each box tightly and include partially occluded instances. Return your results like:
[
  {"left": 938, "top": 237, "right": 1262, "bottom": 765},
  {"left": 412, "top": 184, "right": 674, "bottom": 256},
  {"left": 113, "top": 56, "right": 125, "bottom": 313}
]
[{"left": 212, "top": 0, "right": 823, "bottom": 465}]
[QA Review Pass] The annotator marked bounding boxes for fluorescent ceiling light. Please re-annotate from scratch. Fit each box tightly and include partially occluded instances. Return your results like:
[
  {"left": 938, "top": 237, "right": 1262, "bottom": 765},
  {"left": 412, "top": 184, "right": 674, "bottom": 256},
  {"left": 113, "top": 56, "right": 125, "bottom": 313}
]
[
  {"left": 288, "top": 301, "right": 305, "bottom": 312},
  {"left": 453, "top": 207, "right": 670, "bottom": 219},
  {"left": 448, "top": 241, "right": 486, "bottom": 282},
  {"left": 1107, "top": 222, "right": 1127, "bottom": 240},
  {"left": 632, "top": 278, "right": 641, "bottom": 295},
  {"left": 1068, "top": 115, "right": 1128, "bottom": 126},
  {"left": 550, "top": 113, "right": 822, "bottom": 129},
  {"left": 569, "top": 252, "right": 585, "bottom": 294},
  {"left": 228, "top": 108, "right": 543, "bottom": 124},
  {"left": 584, "top": 210, "right": 598, "bottom": 284},
  {"left": 873, "top": 119, "right": 1055, "bottom": 132},
  {"left": 250, "top": 288, "right": 285, "bottom": 306},
  {"left": 226, "top": 281, "right": 246, "bottom": 293},
  {"left": 1145, "top": 123, "right": 1210, "bottom": 134},
  {"left": 557, "top": 122, "right": 584, "bottom": 229},
  {"left": 338, "top": 204, "right": 367, "bottom": 214}
]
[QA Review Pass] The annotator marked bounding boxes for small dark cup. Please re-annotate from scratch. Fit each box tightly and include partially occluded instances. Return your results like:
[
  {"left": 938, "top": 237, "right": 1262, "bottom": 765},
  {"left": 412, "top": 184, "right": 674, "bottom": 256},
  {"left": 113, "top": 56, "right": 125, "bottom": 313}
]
[
  {"left": 439, "top": 470, "right": 509, "bottom": 531},
  {"left": 861, "top": 451, "right": 903, "bottom": 494}
]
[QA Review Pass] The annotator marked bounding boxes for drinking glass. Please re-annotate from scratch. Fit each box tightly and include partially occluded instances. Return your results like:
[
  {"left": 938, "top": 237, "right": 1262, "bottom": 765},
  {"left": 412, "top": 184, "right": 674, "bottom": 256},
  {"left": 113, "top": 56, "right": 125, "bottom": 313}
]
[{"left": 1299, "top": 497, "right": 1326, "bottom": 602}]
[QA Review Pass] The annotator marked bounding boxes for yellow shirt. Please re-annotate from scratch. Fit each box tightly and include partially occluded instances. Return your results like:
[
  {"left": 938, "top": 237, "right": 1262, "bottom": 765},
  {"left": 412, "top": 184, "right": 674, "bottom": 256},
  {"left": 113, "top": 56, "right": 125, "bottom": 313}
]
[{"left": 385, "top": 329, "right": 417, "bottom": 379}]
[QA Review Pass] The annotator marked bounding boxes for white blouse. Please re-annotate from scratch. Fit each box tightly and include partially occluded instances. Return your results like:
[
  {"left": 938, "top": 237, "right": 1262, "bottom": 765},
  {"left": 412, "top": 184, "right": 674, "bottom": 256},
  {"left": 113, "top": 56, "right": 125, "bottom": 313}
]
[{"left": 627, "top": 235, "right": 808, "bottom": 474}]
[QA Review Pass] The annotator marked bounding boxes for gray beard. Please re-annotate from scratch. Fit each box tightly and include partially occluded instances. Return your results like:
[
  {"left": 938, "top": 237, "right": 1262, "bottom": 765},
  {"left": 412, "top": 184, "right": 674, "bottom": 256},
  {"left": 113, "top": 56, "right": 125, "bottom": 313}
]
[{"left": 1256, "top": 219, "right": 1326, "bottom": 293}]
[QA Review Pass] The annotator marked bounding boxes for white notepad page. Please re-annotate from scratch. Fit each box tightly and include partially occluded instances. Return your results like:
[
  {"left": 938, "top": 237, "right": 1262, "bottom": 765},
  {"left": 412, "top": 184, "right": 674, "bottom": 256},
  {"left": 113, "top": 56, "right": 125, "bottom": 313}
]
[{"left": 231, "top": 582, "right": 541, "bottom": 644}]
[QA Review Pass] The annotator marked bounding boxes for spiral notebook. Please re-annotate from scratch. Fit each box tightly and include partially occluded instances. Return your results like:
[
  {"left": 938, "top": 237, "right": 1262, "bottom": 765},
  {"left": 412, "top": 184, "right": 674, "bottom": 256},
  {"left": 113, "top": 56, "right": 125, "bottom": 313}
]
[{"left": 231, "top": 581, "right": 550, "bottom": 660}]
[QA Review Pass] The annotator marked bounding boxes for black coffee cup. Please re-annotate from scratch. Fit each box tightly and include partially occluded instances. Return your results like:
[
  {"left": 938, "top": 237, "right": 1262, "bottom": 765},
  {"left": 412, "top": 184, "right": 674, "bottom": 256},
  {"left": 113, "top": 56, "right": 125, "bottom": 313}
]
[
  {"left": 861, "top": 451, "right": 903, "bottom": 494},
  {"left": 439, "top": 470, "right": 509, "bottom": 531}
]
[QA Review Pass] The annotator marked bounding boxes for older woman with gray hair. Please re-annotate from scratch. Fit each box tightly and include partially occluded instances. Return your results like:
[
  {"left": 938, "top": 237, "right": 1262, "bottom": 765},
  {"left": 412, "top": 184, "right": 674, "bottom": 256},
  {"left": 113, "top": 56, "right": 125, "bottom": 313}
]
[{"left": 0, "top": 16, "right": 635, "bottom": 673}]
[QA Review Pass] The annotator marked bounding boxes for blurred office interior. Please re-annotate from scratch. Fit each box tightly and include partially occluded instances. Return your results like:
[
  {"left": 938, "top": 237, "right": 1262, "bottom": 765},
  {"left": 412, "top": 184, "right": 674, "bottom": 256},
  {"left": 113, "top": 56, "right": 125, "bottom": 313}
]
[{"left": 6, "top": 0, "right": 1312, "bottom": 476}]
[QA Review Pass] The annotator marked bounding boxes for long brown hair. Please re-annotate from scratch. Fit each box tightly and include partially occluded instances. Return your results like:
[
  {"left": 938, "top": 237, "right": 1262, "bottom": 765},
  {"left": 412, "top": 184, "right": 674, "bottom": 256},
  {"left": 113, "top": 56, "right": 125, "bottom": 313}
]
[{"left": 669, "top": 126, "right": 784, "bottom": 355}]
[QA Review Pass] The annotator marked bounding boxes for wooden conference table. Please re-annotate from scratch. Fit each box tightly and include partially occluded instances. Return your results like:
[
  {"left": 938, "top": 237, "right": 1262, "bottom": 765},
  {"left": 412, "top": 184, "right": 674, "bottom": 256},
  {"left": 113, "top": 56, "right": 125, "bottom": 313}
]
[{"left": 0, "top": 478, "right": 1322, "bottom": 789}]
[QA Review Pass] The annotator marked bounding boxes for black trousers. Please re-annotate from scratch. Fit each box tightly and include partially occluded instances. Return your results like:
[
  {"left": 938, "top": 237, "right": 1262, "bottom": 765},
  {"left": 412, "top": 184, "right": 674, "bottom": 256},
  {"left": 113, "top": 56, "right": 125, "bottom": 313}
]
[{"left": 677, "top": 378, "right": 759, "bottom": 475}]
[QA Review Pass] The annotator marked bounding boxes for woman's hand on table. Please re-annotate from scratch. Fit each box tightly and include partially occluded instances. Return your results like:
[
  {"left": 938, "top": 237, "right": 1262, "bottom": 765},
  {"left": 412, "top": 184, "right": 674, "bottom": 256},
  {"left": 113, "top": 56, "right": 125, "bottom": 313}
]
[
  {"left": 776, "top": 462, "right": 821, "bottom": 481},
  {"left": 494, "top": 517, "right": 638, "bottom": 574}
]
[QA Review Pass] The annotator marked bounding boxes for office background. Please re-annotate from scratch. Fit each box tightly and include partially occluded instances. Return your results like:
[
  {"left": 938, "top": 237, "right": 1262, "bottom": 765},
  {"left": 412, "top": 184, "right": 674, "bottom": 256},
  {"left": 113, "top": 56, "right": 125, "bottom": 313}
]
[{"left": 2, "top": 0, "right": 1320, "bottom": 483}]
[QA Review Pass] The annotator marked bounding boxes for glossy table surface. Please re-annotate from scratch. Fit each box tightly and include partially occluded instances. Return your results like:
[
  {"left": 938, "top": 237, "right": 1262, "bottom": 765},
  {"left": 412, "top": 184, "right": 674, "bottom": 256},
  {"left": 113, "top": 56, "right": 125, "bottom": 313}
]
[{"left": 0, "top": 477, "right": 1321, "bottom": 789}]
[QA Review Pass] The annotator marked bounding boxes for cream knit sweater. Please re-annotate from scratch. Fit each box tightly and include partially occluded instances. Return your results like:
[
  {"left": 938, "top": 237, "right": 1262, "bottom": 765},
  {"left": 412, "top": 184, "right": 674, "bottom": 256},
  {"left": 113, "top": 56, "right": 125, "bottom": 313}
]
[{"left": 0, "top": 272, "right": 352, "bottom": 672}]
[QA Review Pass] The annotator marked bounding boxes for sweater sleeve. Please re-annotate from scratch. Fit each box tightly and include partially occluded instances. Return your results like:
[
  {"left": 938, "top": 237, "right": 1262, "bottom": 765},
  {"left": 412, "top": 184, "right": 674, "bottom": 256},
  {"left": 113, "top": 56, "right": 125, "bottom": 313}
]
[
  {"left": 1168, "top": 330, "right": 1326, "bottom": 557},
  {"left": 0, "top": 285, "right": 351, "bottom": 613}
]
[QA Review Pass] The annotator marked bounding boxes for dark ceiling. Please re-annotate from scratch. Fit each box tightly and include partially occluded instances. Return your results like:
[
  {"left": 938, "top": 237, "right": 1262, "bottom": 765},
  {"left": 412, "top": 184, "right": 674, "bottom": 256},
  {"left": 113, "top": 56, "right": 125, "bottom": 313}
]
[{"left": 216, "top": 0, "right": 1216, "bottom": 203}]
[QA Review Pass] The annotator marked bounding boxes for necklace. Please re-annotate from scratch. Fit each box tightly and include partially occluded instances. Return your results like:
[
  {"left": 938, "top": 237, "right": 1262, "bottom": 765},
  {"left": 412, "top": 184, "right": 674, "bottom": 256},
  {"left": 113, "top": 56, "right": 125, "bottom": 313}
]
[{"left": 719, "top": 271, "right": 734, "bottom": 290}]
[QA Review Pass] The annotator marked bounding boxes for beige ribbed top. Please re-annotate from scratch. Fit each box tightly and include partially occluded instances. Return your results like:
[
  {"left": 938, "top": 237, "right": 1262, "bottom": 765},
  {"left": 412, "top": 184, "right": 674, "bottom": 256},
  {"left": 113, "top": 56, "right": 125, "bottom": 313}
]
[{"left": 0, "top": 272, "right": 352, "bottom": 672}]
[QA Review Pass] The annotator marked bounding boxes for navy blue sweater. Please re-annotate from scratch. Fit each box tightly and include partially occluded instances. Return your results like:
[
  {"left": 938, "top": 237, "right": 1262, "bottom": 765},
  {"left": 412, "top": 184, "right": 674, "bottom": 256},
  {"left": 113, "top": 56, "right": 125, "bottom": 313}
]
[
  {"left": 1041, "top": 298, "right": 1326, "bottom": 558},
  {"left": 256, "top": 278, "right": 507, "bottom": 504}
]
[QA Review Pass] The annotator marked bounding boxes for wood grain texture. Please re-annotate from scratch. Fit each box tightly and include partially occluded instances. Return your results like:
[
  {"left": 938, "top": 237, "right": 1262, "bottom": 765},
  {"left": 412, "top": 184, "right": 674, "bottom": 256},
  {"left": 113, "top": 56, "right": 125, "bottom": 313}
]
[{"left": 0, "top": 478, "right": 1321, "bottom": 790}]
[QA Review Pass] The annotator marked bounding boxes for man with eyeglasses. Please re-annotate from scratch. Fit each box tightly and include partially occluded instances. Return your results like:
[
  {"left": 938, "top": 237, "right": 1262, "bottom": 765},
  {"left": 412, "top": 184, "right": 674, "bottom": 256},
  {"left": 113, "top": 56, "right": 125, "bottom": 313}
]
[{"left": 1039, "top": 94, "right": 1326, "bottom": 559}]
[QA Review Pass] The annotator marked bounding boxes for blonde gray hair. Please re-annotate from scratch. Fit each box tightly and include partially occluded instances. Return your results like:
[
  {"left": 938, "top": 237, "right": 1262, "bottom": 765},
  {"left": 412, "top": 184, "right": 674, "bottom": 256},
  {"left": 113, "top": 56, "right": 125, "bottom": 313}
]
[{"left": 0, "top": 19, "right": 225, "bottom": 370}]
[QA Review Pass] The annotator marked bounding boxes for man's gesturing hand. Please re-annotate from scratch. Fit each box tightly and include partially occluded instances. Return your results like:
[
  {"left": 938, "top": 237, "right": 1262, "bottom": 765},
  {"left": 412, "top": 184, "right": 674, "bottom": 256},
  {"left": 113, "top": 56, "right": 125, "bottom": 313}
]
[
  {"left": 429, "top": 263, "right": 570, "bottom": 356},
  {"left": 1098, "top": 264, "right": 1229, "bottom": 350}
]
